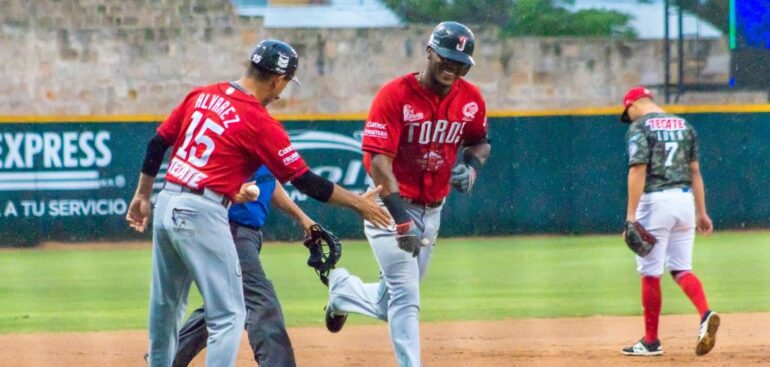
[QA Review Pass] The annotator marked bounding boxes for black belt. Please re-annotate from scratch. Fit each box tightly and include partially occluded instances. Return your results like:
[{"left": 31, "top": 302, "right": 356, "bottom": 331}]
[
  {"left": 164, "top": 182, "right": 231, "bottom": 208},
  {"left": 401, "top": 197, "right": 443, "bottom": 208},
  {"left": 232, "top": 222, "right": 262, "bottom": 232}
]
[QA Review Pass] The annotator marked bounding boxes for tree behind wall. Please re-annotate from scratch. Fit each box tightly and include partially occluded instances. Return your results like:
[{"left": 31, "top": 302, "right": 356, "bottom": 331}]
[{"left": 382, "top": 0, "right": 636, "bottom": 38}]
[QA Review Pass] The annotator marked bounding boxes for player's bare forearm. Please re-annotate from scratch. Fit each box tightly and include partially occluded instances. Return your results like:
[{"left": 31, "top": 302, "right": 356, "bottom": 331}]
[
  {"left": 689, "top": 161, "right": 714, "bottom": 235},
  {"left": 689, "top": 161, "right": 708, "bottom": 216},
  {"left": 626, "top": 164, "right": 647, "bottom": 221},
  {"left": 133, "top": 173, "right": 155, "bottom": 200},
  {"left": 369, "top": 153, "right": 400, "bottom": 196},
  {"left": 325, "top": 183, "right": 375, "bottom": 209},
  {"left": 271, "top": 181, "right": 315, "bottom": 233}
]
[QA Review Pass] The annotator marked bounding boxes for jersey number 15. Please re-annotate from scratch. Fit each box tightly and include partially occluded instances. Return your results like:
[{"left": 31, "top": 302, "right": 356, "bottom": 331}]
[{"left": 175, "top": 110, "right": 224, "bottom": 167}]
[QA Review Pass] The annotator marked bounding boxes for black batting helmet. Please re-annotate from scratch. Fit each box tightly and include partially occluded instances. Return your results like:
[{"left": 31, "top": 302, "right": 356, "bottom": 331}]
[
  {"left": 428, "top": 21, "right": 475, "bottom": 66},
  {"left": 249, "top": 39, "right": 300, "bottom": 85}
]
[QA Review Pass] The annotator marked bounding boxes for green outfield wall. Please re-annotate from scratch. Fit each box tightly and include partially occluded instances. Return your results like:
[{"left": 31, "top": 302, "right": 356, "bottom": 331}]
[{"left": 0, "top": 111, "right": 768, "bottom": 246}]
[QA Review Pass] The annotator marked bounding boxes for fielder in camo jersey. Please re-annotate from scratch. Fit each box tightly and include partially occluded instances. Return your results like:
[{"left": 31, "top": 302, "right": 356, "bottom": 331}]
[
  {"left": 619, "top": 86, "right": 720, "bottom": 357},
  {"left": 323, "top": 22, "right": 491, "bottom": 367}
]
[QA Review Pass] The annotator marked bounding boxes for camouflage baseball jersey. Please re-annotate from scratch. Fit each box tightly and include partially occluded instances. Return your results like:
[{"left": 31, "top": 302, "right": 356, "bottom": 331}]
[{"left": 626, "top": 112, "right": 699, "bottom": 192}]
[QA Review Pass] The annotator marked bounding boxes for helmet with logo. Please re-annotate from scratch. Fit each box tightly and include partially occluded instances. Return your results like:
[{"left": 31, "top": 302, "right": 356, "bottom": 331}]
[
  {"left": 249, "top": 39, "right": 300, "bottom": 85},
  {"left": 427, "top": 21, "right": 475, "bottom": 67}
]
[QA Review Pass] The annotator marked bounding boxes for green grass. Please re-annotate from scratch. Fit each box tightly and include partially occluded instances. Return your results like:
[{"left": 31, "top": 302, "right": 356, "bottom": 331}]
[{"left": 0, "top": 231, "right": 768, "bottom": 334}]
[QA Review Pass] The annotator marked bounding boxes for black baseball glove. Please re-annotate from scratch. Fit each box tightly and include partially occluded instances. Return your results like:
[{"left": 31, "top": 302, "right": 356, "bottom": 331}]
[
  {"left": 304, "top": 224, "right": 342, "bottom": 286},
  {"left": 623, "top": 221, "right": 657, "bottom": 257}
]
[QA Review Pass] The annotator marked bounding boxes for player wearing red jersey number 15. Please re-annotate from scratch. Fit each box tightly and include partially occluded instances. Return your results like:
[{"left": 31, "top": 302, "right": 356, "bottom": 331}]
[{"left": 126, "top": 39, "right": 390, "bottom": 367}]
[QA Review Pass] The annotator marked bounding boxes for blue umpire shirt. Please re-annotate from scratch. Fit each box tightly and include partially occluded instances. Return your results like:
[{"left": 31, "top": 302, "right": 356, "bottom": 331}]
[{"left": 228, "top": 165, "right": 277, "bottom": 229}]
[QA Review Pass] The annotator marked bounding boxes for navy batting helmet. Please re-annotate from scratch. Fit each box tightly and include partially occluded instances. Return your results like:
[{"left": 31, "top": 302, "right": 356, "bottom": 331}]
[
  {"left": 249, "top": 39, "right": 300, "bottom": 85},
  {"left": 428, "top": 21, "right": 475, "bottom": 66}
]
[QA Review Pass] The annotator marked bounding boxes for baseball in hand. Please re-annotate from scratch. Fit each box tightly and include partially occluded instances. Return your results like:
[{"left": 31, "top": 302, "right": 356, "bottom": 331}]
[
  {"left": 246, "top": 184, "right": 260, "bottom": 197},
  {"left": 420, "top": 238, "right": 430, "bottom": 246}
]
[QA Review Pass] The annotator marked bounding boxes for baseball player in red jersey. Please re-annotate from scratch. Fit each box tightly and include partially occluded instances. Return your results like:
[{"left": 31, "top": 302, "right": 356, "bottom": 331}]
[
  {"left": 126, "top": 39, "right": 390, "bottom": 367},
  {"left": 322, "top": 22, "right": 491, "bottom": 366}
]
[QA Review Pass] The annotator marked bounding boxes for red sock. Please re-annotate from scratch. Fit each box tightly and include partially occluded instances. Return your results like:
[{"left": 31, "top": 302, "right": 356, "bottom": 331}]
[
  {"left": 641, "top": 276, "right": 661, "bottom": 344},
  {"left": 674, "top": 271, "right": 709, "bottom": 318}
]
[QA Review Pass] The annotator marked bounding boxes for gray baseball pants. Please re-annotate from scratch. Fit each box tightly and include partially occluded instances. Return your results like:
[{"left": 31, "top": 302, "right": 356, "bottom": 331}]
[
  {"left": 327, "top": 201, "right": 442, "bottom": 367},
  {"left": 147, "top": 190, "right": 245, "bottom": 367}
]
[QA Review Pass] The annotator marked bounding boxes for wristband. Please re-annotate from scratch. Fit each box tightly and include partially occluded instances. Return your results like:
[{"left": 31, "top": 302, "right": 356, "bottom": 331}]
[
  {"left": 381, "top": 192, "right": 411, "bottom": 225},
  {"left": 395, "top": 221, "right": 413, "bottom": 235}
]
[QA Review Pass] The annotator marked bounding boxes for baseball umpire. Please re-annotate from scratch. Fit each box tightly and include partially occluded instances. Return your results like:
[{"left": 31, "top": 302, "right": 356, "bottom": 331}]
[
  {"left": 322, "top": 21, "right": 490, "bottom": 367},
  {"left": 126, "top": 39, "right": 390, "bottom": 367},
  {"left": 171, "top": 165, "right": 318, "bottom": 367},
  {"left": 619, "top": 86, "right": 720, "bottom": 357}
]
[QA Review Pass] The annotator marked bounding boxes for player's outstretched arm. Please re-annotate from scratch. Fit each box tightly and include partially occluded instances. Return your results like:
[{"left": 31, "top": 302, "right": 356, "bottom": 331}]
[
  {"left": 326, "top": 184, "right": 390, "bottom": 229},
  {"left": 690, "top": 161, "right": 713, "bottom": 236},
  {"left": 290, "top": 170, "right": 391, "bottom": 229}
]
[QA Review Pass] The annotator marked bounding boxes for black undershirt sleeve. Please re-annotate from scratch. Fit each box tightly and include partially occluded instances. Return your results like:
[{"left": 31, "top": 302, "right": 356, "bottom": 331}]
[
  {"left": 141, "top": 134, "right": 171, "bottom": 177},
  {"left": 291, "top": 170, "right": 335, "bottom": 202}
]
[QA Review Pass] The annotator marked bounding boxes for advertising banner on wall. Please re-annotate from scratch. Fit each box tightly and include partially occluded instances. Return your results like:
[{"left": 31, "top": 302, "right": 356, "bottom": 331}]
[
  {"left": 0, "top": 123, "right": 155, "bottom": 245},
  {"left": 0, "top": 121, "right": 382, "bottom": 246},
  {"left": 1, "top": 112, "right": 768, "bottom": 246}
]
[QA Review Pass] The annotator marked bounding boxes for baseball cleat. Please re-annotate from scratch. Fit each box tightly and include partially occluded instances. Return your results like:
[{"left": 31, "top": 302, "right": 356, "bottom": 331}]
[
  {"left": 696, "top": 310, "right": 720, "bottom": 356},
  {"left": 324, "top": 303, "right": 347, "bottom": 333},
  {"left": 622, "top": 338, "right": 664, "bottom": 356}
]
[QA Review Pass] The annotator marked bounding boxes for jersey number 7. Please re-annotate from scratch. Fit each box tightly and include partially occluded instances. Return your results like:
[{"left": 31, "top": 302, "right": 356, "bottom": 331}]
[
  {"left": 176, "top": 110, "right": 225, "bottom": 168},
  {"left": 664, "top": 142, "right": 679, "bottom": 167}
]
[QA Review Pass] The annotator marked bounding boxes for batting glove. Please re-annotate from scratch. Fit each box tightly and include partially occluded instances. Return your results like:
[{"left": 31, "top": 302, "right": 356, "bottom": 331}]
[
  {"left": 395, "top": 221, "right": 422, "bottom": 257},
  {"left": 450, "top": 164, "right": 477, "bottom": 193}
]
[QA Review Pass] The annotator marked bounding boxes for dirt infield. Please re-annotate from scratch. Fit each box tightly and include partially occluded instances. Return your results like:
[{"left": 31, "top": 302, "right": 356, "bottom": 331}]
[{"left": 1, "top": 313, "right": 767, "bottom": 366}]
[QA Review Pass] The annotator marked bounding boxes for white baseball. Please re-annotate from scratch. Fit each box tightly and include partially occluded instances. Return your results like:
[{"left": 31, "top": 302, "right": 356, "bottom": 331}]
[
  {"left": 420, "top": 238, "right": 430, "bottom": 246},
  {"left": 246, "top": 184, "right": 260, "bottom": 197}
]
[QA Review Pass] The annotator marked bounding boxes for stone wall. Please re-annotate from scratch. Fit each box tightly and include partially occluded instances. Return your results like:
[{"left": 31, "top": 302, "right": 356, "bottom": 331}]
[{"left": 0, "top": 0, "right": 763, "bottom": 116}]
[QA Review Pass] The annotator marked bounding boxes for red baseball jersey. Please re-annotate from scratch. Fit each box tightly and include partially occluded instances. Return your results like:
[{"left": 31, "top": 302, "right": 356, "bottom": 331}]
[
  {"left": 362, "top": 73, "right": 488, "bottom": 203},
  {"left": 157, "top": 82, "right": 309, "bottom": 200}
]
